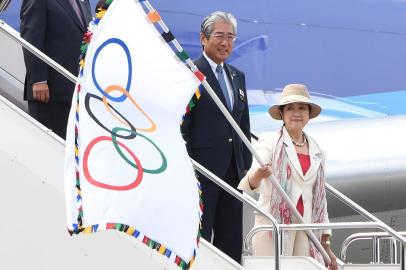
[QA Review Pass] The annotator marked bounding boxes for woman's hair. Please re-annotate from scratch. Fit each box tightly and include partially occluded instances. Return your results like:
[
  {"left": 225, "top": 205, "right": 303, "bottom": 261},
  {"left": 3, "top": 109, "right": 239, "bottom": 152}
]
[{"left": 200, "top": 11, "right": 237, "bottom": 38}]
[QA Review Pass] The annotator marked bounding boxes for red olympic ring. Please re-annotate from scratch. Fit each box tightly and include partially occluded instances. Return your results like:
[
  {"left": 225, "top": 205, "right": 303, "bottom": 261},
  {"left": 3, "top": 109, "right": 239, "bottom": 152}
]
[{"left": 83, "top": 136, "right": 144, "bottom": 191}]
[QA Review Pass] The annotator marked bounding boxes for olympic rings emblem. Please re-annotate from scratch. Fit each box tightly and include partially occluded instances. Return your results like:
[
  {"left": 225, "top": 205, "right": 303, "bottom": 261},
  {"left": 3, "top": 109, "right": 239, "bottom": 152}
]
[{"left": 82, "top": 38, "right": 167, "bottom": 191}]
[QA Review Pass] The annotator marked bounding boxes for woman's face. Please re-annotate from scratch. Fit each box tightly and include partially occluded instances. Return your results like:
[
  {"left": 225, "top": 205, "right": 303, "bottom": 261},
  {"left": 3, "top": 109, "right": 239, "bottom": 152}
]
[{"left": 281, "top": 102, "right": 310, "bottom": 132}]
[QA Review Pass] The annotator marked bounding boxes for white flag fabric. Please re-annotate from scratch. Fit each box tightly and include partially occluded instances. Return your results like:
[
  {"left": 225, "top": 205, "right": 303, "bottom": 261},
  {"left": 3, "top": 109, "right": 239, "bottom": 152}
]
[{"left": 64, "top": 0, "right": 201, "bottom": 267}]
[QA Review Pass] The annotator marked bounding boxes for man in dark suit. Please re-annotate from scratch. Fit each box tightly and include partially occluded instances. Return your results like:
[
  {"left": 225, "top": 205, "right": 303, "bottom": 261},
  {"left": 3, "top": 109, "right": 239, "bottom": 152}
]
[
  {"left": 181, "top": 11, "right": 252, "bottom": 263},
  {"left": 20, "top": 0, "right": 92, "bottom": 139}
]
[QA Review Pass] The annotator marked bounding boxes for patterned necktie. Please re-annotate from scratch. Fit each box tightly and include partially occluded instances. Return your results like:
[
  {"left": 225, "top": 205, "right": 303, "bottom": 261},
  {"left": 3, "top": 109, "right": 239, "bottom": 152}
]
[
  {"left": 216, "top": 65, "right": 232, "bottom": 110},
  {"left": 69, "top": 0, "right": 85, "bottom": 27}
]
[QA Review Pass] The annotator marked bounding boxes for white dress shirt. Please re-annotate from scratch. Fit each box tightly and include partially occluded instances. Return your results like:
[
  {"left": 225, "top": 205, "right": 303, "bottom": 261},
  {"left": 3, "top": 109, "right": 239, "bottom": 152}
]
[{"left": 203, "top": 52, "right": 234, "bottom": 107}]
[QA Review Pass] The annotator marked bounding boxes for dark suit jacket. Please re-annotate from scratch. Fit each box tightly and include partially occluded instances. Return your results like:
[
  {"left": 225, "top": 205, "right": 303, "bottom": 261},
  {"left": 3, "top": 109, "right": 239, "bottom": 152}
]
[
  {"left": 20, "top": 0, "right": 92, "bottom": 103},
  {"left": 181, "top": 55, "right": 252, "bottom": 184}
]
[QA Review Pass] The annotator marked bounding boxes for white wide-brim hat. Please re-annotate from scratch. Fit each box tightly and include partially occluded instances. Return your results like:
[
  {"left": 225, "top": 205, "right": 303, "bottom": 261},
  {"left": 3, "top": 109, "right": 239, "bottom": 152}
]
[{"left": 268, "top": 84, "right": 321, "bottom": 120}]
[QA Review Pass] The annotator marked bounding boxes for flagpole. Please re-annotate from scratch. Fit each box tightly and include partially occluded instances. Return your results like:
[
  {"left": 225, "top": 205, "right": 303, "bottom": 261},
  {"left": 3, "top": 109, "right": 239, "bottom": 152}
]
[
  {"left": 2, "top": 3, "right": 330, "bottom": 263},
  {"left": 138, "top": 0, "right": 330, "bottom": 264}
]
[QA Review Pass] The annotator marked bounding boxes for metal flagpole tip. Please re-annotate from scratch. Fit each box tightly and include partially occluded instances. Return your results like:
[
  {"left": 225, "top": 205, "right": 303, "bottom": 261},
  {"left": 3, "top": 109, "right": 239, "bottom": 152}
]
[{"left": 0, "top": 0, "right": 11, "bottom": 14}]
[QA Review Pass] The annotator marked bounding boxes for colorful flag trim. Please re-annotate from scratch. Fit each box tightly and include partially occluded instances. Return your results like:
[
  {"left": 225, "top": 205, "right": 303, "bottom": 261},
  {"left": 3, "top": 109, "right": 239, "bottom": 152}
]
[
  {"left": 131, "top": 0, "right": 205, "bottom": 121},
  {"left": 69, "top": 1, "right": 203, "bottom": 269}
]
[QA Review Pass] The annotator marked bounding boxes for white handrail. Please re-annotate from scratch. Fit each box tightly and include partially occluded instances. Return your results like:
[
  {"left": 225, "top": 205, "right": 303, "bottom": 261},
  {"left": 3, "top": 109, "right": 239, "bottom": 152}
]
[
  {"left": 245, "top": 222, "right": 406, "bottom": 270},
  {"left": 0, "top": 20, "right": 77, "bottom": 84},
  {"left": 341, "top": 231, "right": 406, "bottom": 263},
  {"left": 245, "top": 221, "right": 381, "bottom": 250},
  {"left": 326, "top": 184, "right": 406, "bottom": 246}
]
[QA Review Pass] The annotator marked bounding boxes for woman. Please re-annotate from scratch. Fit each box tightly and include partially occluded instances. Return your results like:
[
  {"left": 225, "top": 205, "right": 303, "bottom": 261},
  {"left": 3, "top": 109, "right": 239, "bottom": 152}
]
[{"left": 238, "top": 84, "right": 337, "bottom": 269}]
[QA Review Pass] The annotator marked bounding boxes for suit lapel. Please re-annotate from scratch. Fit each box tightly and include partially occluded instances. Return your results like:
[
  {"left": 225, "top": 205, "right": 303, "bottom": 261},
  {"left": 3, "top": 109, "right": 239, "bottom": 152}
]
[
  {"left": 55, "top": 0, "right": 85, "bottom": 32},
  {"left": 281, "top": 127, "right": 323, "bottom": 182},
  {"left": 198, "top": 56, "right": 231, "bottom": 110},
  {"left": 78, "top": 0, "right": 92, "bottom": 27},
  {"left": 304, "top": 134, "right": 322, "bottom": 182},
  {"left": 283, "top": 127, "right": 323, "bottom": 182}
]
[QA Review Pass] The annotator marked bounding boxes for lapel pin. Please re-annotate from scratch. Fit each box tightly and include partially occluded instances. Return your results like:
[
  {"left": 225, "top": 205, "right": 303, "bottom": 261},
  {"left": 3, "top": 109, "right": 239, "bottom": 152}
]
[{"left": 239, "top": 89, "right": 244, "bottom": 101}]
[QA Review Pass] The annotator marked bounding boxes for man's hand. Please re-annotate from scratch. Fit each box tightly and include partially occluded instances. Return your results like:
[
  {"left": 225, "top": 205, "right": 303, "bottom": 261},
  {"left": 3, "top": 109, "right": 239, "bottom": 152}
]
[{"left": 33, "top": 82, "right": 50, "bottom": 103}]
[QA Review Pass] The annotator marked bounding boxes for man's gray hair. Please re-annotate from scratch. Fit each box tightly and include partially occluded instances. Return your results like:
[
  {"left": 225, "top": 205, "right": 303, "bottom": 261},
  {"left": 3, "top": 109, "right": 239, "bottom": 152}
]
[{"left": 200, "top": 11, "right": 237, "bottom": 37}]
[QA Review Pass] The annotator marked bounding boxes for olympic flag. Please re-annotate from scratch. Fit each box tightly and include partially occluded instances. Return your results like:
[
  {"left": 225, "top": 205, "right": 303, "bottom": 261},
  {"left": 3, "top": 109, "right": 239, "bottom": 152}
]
[{"left": 64, "top": 0, "right": 201, "bottom": 268}]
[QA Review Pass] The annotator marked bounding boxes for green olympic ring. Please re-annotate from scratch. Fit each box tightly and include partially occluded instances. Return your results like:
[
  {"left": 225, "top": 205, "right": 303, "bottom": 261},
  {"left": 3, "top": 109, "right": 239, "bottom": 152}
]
[{"left": 111, "top": 127, "right": 167, "bottom": 174}]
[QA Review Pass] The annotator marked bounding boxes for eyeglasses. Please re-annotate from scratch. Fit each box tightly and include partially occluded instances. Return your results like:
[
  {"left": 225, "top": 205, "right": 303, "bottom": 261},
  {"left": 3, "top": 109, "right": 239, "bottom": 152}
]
[{"left": 209, "top": 33, "right": 237, "bottom": 42}]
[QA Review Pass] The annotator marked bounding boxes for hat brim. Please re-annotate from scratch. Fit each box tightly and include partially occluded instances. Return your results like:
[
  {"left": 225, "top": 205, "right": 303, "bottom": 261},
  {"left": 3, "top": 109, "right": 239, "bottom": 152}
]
[{"left": 268, "top": 101, "right": 321, "bottom": 120}]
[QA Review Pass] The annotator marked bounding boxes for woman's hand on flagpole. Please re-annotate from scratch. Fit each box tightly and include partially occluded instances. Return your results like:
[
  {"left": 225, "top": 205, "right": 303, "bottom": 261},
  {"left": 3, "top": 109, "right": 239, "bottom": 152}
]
[{"left": 248, "top": 163, "right": 272, "bottom": 189}]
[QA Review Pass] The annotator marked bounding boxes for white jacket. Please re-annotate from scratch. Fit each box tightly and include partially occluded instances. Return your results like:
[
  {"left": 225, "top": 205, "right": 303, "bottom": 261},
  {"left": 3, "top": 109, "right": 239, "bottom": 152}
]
[{"left": 238, "top": 127, "right": 330, "bottom": 256}]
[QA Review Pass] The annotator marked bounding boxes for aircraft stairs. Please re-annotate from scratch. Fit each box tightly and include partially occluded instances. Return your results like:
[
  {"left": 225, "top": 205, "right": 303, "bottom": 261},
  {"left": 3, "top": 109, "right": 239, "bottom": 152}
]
[
  {"left": 1, "top": 94, "right": 406, "bottom": 270},
  {"left": 1, "top": 16, "right": 406, "bottom": 270}
]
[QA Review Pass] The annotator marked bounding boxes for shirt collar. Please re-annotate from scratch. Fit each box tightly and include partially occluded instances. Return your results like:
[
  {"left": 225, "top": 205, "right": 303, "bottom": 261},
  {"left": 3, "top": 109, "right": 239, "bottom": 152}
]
[{"left": 203, "top": 52, "right": 223, "bottom": 74}]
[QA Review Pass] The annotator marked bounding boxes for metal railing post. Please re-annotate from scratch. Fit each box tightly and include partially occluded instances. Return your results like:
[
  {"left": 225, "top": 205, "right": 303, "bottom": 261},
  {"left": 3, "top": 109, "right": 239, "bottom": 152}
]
[
  {"left": 372, "top": 236, "right": 377, "bottom": 263},
  {"left": 274, "top": 226, "right": 281, "bottom": 269},
  {"left": 390, "top": 238, "right": 397, "bottom": 264}
]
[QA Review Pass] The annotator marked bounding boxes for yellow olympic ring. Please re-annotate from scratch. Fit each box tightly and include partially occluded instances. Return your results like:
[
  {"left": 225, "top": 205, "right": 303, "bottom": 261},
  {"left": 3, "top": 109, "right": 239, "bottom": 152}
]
[{"left": 102, "top": 85, "right": 157, "bottom": 132}]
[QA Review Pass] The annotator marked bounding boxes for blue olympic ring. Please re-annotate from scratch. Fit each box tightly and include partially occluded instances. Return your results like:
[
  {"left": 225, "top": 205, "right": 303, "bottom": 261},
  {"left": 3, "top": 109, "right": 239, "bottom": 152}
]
[{"left": 92, "top": 38, "right": 132, "bottom": 102}]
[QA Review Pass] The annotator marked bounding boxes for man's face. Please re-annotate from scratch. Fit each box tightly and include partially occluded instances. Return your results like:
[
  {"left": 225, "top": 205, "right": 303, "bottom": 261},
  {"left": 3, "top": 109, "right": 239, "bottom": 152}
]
[{"left": 201, "top": 21, "right": 235, "bottom": 64}]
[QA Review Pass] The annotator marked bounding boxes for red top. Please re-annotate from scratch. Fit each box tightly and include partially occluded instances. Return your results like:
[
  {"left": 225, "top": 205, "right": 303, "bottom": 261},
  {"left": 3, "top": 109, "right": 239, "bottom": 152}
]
[
  {"left": 296, "top": 154, "right": 311, "bottom": 216},
  {"left": 297, "top": 153, "right": 311, "bottom": 175}
]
